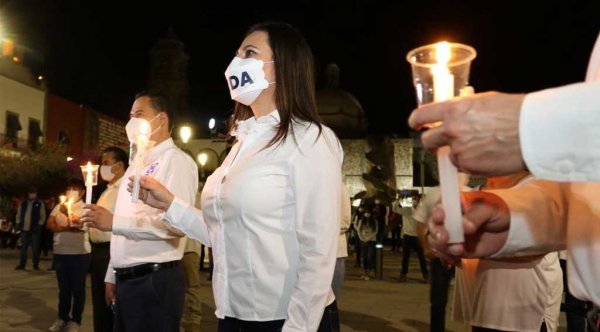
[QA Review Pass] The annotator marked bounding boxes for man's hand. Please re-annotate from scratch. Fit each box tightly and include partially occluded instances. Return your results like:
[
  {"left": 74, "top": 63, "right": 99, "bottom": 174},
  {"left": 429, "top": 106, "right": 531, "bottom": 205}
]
[
  {"left": 427, "top": 191, "right": 511, "bottom": 263},
  {"left": 408, "top": 92, "right": 527, "bottom": 176},
  {"left": 127, "top": 176, "right": 175, "bottom": 211},
  {"left": 105, "top": 282, "right": 116, "bottom": 306},
  {"left": 81, "top": 205, "right": 114, "bottom": 231}
]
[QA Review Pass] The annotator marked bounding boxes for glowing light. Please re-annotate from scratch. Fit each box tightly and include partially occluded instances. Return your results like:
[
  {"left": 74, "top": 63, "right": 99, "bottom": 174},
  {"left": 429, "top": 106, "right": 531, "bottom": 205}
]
[
  {"left": 179, "top": 126, "right": 192, "bottom": 144},
  {"left": 197, "top": 153, "right": 208, "bottom": 167}
]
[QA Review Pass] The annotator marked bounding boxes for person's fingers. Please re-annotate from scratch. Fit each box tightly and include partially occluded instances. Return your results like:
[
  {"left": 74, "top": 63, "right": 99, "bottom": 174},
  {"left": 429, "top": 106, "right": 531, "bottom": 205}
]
[
  {"left": 408, "top": 103, "right": 447, "bottom": 130},
  {"left": 420, "top": 126, "right": 449, "bottom": 151},
  {"left": 462, "top": 200, "right": 496, "bottom": 235}
]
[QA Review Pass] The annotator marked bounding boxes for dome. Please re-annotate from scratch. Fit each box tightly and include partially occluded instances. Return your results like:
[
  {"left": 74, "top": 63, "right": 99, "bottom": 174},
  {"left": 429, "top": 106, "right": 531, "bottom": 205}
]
[{"left": 316, "top": 63, "right": 367, "bottom": 138}]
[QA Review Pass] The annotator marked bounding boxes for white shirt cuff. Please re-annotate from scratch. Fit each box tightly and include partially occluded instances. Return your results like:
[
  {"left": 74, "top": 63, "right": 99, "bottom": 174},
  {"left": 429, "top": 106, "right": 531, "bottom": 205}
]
[{"left": 164, "top": 197, "right": 190, "bottom": 225}]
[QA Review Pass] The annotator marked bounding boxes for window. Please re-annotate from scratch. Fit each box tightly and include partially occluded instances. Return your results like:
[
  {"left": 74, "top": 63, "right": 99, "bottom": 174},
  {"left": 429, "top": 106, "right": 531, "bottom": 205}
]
[
  {"left": 5, "top": 111, "right": 21, "bottom": 148},
  {"left": 28, "top": 118, "right": 43, "bottom": 150}
]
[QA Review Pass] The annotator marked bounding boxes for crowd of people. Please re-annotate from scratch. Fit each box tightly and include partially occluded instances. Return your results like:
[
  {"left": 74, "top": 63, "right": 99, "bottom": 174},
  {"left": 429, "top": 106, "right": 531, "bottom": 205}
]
[{"left": 1, "top": 21, "right": 598, "bottom": 332}]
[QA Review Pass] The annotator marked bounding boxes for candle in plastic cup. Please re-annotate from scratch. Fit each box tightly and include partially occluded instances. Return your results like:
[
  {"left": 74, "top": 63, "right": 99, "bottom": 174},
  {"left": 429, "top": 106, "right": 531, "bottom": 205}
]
[{"left": 406, "top": 41, "right": 476, "bottom": 244}]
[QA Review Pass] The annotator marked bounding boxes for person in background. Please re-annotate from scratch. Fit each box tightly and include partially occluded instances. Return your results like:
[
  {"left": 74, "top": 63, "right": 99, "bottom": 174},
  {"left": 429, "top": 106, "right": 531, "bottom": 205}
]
[
  {"left": 46, "top": 179, "right": 91, "bottom": 332},
  {"left": 351, "top": 203, "right": 366, "bottom": 268},
  {"left": 181, "top": 236, "right": 203, "bottom": 331},
  {"left": 15, "top": 186, "right": 46, "bottom": 271},
  {"left": 90, "top": 146, "right": 127, "bottom": 332},
  {"left": 373, "top": 198, "right": 388, "bottom": 244},
  {"left": 82, "top": 90, "right": 199, "bottom": 331},
  {"left": 354, "top": 206, "right": 378, "bottom": 280},
  {"left": 452, "top": 172, "right": 563, "bottom": 332},
  {"left": 388, "top": 198, "right": 402, "bottom": 252},
  {"left": 400, "top": 194, "right": 428, "bottom": 283}
]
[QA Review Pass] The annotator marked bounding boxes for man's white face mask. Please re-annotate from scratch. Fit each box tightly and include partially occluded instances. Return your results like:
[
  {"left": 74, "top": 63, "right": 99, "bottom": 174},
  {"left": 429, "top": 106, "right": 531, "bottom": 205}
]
[{"left": 224, "top": 57, "right": 275, "bottom": 105}]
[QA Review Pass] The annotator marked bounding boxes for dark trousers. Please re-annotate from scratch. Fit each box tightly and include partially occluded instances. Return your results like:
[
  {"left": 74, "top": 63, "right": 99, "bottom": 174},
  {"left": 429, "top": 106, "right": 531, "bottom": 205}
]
[
  {"left": 390, "top": 228, "right": 401, "bottom": 251},
  {"left": 429, "top": 258, "right": 454, "bottom": 332},
  {"left": 218, "top": 301, "right": 340, "bottom": 332},
  {"left": 361, "top": 241, "right": 376, "bottom": 270},
  {"left": 19, "top": 229, "right": 41, "bottom": 267},
  {"left": 91, "top": 243, "right": 113, "bottom": 332},
  {"left": 401, "top": 235, "right": 428, "bottom": 276},
  {"left": 114, "top": 264, "right": 185, "bottom": 332},
  {"left": 54, "top": 253, "right": 91, "bottom": 324},
  {"left": 353, "top": 234, "right": 362, "bottom": 267},
  {"left": 560, "top": 259, "right": 588, "bottom": 332}
]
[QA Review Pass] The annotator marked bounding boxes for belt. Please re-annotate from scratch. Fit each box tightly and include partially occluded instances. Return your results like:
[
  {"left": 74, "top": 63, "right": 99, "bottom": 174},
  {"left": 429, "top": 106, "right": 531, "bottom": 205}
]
[
  {"left": 91, "top": 241, "right": 110, "bottom": 248},
  {"left": 113, "top": 260, "right": 181, "bottom": 281}
]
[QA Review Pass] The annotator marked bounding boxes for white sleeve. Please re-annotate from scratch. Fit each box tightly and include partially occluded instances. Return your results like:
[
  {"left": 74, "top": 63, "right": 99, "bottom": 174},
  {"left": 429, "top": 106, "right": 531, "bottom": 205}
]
[
  {"left": 520, "top": 81, "right": 600, "bottom": 181},
  {"left": 112, "top": 154, "right": 199, "bottom": 240},
  {"left": 340, "top": 184, "right": 351, "bottom": 233},
  {"left": 282, "top": 129, "right": 342, "bottom": 332},
  {"left": 104, "top": 259, "right": 115, "bottom": 284},
  {"left": 163, "top": 197, "right": 211, "bottom": 247},
  {"left": 490, "top": 180, "right": 569, "bottom": 257}
]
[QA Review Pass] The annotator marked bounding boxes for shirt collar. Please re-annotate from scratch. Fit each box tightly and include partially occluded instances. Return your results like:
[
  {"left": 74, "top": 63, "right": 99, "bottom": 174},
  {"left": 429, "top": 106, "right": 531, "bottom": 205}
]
[
  {"left": 108, "top": 176, "right": 124, "bottom": 189},
  {"left": 231, "top": 110, "right": 280, "bottom": 141},
  {"left": 146, "top": 137, "right": 176, "bottom": 163}
]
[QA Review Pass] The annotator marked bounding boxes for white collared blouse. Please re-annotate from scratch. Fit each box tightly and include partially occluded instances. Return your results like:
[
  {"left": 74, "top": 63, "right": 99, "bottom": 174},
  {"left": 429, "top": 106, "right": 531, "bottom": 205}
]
[{"left": 165, "top": 110, "right": 343, "bottom": 332}]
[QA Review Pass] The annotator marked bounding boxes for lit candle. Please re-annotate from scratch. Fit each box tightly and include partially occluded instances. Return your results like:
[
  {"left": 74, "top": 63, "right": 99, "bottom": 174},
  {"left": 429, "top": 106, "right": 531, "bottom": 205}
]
[
  {"left": 81, "top": 161, "right": 99, "bottom": 205},
  {"left": 432, "top": 42, "right": 454, "bottom": 102},
  {"left": 66, "top": 197, "right": 74, "bottom": 227},
  {"left": 131, "top": 120, "right": 150, "bottom": 203},
  {"left": 432, "top": 41, "right": 463, "bottom": 244},
  {"left": 59, "top": 195, "right": 66, "bottom": 205}
]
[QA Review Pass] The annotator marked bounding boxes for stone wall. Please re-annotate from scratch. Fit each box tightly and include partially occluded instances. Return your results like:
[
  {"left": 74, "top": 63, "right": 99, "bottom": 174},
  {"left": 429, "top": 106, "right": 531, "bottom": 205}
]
[{"left": 341, "top": 138, "right": 414, "bottom": 198}]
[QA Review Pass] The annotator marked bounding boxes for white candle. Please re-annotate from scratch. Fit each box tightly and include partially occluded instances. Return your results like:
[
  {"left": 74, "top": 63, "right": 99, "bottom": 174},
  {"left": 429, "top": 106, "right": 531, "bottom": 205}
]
[
  {"left": 431, "top": 41, "right": 463, "bottom": 244},
  {"left": 131, "top": 120, "right": 150, "bottom": 203},
  {"left": 85, "top": 162, "right": 94, "bottom": 204}
]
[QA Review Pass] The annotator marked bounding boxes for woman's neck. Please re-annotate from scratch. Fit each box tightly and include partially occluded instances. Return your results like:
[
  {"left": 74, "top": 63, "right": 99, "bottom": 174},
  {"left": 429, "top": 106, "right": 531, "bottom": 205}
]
[{"left": 250, "top": 90, "right": 277, "bottom": 119}]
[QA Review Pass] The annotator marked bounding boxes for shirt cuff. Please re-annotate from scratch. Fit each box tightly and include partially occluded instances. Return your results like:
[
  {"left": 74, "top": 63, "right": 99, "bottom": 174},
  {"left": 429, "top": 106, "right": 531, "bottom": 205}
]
[
  {"left": 164, "top": 197, "right": 191, "bottom": 226},
  {"left": 520, "top": 82, "right": 600, "bottom": 181},
  {"left": 489, "top": 209, "right": 535, "bottom": 258}
]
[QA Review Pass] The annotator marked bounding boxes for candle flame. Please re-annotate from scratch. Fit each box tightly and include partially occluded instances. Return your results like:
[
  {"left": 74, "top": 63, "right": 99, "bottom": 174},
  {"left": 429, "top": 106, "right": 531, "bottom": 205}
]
[
  {"left": 435, "top": 41, "right": 451, "bottom": 65},
  {"left": 86, "top": 161, "right": 92, "bottom": 172},
  {"left": 59, "top": 195, "right": 66, "bottom": 204}
]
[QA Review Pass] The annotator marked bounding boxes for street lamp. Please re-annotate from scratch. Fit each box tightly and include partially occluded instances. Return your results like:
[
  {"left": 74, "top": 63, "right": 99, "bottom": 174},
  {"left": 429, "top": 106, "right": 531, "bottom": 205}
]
[
  {"left": 197, "top": 152, "right": 208, "bottom": 178},
  {"left": 179, "top": 126, "right": 192, "bottom": 145}
]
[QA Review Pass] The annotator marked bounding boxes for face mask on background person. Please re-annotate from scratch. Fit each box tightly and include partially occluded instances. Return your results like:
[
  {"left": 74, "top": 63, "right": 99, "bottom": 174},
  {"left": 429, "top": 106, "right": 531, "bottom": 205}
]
[
  {"left": 125, "top": 113, "right": 162, "bottom": 143},
  {"left": 100, "top": 164, "right": 116, "bottom": 182},
  {"left": 224, "top": 57, "right": 275, "bottom": 105}
]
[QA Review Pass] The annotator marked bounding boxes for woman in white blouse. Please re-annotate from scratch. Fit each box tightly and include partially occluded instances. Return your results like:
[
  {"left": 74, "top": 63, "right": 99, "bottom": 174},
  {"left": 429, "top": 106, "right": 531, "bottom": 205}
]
[{"left": 131, "top": 22, "right": 343, "bottom": 332}]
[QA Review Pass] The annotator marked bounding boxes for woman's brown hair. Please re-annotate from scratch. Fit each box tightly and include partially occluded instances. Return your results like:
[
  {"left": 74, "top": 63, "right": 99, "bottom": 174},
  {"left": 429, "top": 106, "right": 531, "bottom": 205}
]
[{"left": 229, "top": 21, "right": 322, "bottom": 147}]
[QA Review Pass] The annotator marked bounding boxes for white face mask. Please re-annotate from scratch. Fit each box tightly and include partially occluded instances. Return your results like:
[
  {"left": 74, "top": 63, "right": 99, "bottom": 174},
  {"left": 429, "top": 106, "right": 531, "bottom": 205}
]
[
  {"left": 66, "top": 190, "right": 80, "bottom": 202},
  {"left": 125, "top": 113, "right": 161, "bottom": 143},
  {"left": 224, "top": 57, "right": 274, "bottom": 105},
  {"left": 100, "top": 164, "right": 116, "bottom": 182}
]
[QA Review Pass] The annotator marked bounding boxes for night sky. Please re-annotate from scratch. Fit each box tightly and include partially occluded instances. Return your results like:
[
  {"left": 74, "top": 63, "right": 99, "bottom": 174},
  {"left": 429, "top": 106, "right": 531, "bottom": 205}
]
[{"left": 2, "top": 0, "right": 599, "bottom": 137}]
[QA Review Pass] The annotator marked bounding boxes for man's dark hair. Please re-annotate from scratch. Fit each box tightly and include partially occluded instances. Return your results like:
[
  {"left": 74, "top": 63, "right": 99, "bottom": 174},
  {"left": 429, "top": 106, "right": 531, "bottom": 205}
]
[
  {"left": 135, "top": 89, "right": 175, "bottom": 131},
  {"left": 27, "top": 186, "right": 37, "bottom": 193},
  {"left": 66, "top": 178, "right": 85, "bottom": 190},
  {"left": 103, "top": 146, "right": 129, "bottom": 169}
]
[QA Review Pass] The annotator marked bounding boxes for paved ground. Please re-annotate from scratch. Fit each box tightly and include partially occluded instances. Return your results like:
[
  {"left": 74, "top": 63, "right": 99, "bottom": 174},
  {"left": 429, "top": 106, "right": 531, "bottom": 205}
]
[{"left": 0, "top": 247, "right": 567, "bottom": 331}]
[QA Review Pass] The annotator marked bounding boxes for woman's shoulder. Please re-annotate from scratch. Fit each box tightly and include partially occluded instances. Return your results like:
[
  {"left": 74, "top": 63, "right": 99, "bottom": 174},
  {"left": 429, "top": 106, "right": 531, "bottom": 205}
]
[{"left": 290, "top": 120, "right": 342, "bottom": 161}]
